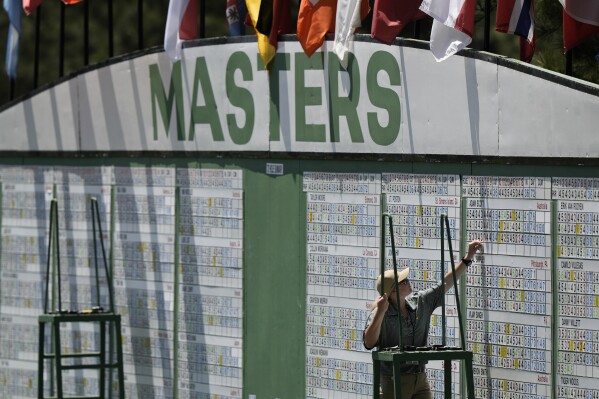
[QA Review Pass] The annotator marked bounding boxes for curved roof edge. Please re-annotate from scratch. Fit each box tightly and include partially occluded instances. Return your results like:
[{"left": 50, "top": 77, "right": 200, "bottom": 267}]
[{"left": 2, "top": 34, "right": 597, "bottom": 114}]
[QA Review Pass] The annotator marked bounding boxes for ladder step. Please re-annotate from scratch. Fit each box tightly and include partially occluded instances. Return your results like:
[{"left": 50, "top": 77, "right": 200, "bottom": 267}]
[
  {"left": 46, "top": 396, "right": 101, "bottom": 399},
  {"left": 43, "top": 352, "right": 102, "bottom": 359},
  {"left": 60, "top": 363, "right": 122, "bottom": 371}
]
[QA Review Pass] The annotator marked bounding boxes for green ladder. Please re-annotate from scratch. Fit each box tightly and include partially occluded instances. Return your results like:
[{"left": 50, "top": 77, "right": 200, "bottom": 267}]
[
  {"left": 372, "top": 214, "right": 475, "bottom": 399},
  {"left": 38, "top": 198, "right": 125, "bottom": 399}
]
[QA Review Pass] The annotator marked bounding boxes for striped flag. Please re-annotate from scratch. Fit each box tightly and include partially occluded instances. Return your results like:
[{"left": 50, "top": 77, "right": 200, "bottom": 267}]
[
  {"left": 164, "top": 0, "right": 198, "bottom": 62},
  {"left": 4, "top": 0, "right": 21, "bottom": 79},
  {"left": 419, "top": 0, "right": 476, "bottom": 62},
  {"left": 559, "top": 1, "right": 599, "bottom": 52},
  {"left": 226, "top": 0, "right": 246, "bottom": 36},
  {"left": 496, "top": 0, "right": 535, "bottom": 62}
]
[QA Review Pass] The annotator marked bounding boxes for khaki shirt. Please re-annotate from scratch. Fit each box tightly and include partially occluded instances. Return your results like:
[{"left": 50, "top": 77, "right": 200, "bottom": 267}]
[{"left": 364, "top": 283, "right": 444, "bottom": 375}]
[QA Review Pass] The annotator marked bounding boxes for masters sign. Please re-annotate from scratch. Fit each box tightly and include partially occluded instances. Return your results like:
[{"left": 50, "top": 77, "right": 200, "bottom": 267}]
[{"left": 149, "top": 41, "right": 402, "bottom": 153}]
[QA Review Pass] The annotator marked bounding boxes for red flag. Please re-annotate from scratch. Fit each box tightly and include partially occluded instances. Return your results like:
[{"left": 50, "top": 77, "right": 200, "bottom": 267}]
[
  {"left": 23, "top": 0, "right": 43, "bottom": 16},
  {"left": 62, "top": 0, "right": 83, "bottom": 4},
  {"left": 297, "top": 0, "right": 336, "bottom": 56},
  {"left": 179, "top": 0, "right": 198, "bottom": 40},
  {"left": 267, "top": 0, "right": 292, "bottom": 49},
  {"left": 371, "top": 0, "right": 427, "bottom": 45},
  {"left": 560, "top": 1, "right": 599, "bottom": 52}
]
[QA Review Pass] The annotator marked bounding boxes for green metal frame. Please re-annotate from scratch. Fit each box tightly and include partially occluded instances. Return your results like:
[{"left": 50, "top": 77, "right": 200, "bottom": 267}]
[
  {"left": 37, "top": 197, "right": 125, "bottom": 399},
  {"left": 372, "top": 213, "right": 475, "bottom": 399}
]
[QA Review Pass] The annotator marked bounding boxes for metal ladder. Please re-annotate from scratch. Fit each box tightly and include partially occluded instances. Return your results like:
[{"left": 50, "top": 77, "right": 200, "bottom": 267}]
[
  {"left": 38, "top": 197, "right": 125, "bottom": 399},
  {"left": 372, "top": 213, "right": 475, "bottom": 399}
]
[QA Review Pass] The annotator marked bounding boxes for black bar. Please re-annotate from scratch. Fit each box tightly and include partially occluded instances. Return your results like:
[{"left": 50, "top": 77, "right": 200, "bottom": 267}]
[
  {"left": 199, "top": 0, "right": 206, "bottom": 38},
  {"left": 484, "top": 0, "right": 491, "bottom": 51},
  {"left": 9, "top": 79, "right": 15, "bottom": 101},
  {"left": 413, "top": 20, "right": 420, "bottom": 40},
  {"left": 566, "top": 50, "right": 573, "bottom": 76},
  {"left": 444, "top": 215, "right": 466, "bottom": 350},
  {"left": 60, "top": 2, "right": 66, "bottom": 77},
  {"left": 108, "top": 0, "right": 114, "bottom": 57},
  {"left": 91, "top": 199, "right": 101, "bottom": 307},
  {"left": 138, "top": 0, "right": 143, "bottom": 50},
  {"left": 34, "top": 5, "right": 42, "bottom": 88},
  {"left": 84, "top": 0, "right": 89, "bottom": 66},
  {"left": 44, "top": 200, "right": 56, "bottom": 314},
  {"left": 387, "top": 216, "right": 404, "bottom": 350},
  {"left": 440, "top": 215, "right": 445, "bottom": 346}
]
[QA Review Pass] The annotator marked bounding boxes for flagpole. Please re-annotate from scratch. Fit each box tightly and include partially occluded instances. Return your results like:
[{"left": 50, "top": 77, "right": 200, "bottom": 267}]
[
  {"left": 483, "top": 0, "right": 490, "bottom": 51},
  {"left": 566, "top": 50, "right": 573, "bottom": 77}
]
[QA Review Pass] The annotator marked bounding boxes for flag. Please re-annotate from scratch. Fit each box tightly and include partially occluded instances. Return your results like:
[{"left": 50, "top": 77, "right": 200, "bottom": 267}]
[
  {"left": 297, "top": 0, "right": 336, "bottom": 57},
  {"left": 164, "top": 0, "right": 198, "bottom": 62},
  {"left": 246, "top": 0, "right": 275, "bottom": 67},
  {"left": 254, "top": 0, "right": 291, "bottom": 57},
  {"left": 559, "top": 1, "right": 599, "bottom": 52},
  {"left": 333, "top": 0, "right": 370, "bottom": 68},
  {"left": 62, "top": 0, "right": 82, "bottom": 4},
  {"left": 371, "top": 0, "right": 426, "bottom": 45},
  {"left": 22, "top": 0, "right": 42, "bottom": 15},
  {"left": 4, "top": 0, "right": 21, "bottom": 79},
  {"left": 226, "top": 0, "right": 247, "bottom": 36},
  {"left": 496, "top": 0, "right": 535, "bottom": 62},
  {"left": 419, "top": 0, "right": 475, "bottom": 62}
]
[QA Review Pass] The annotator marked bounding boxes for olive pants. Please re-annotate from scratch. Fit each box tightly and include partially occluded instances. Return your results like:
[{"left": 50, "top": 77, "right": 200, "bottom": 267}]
[{"left": 380, "top": 373, "right": 432, "bottom": 399}]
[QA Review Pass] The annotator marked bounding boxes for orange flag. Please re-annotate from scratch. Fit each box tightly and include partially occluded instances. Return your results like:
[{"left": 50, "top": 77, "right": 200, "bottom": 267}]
[{"left": 297, "top": 0, "right": 336, "bottom": 57}]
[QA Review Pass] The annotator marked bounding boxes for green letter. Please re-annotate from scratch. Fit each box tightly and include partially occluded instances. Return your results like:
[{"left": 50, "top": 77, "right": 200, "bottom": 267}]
[
  {"left": 328, "top": 52, "right": 363, "bottom": 143},
  {"left": 295, "top": 52, "right": 326, "bottom": 142},
  {"left": 189, "top": 57, "right": 224, "bottom": 141},
  {"left": 226, "top": 52, "right": 255, "bottom": 145},
  {"left": 149, "top": 62, "right": 185, "bottom": 140},
  {"left": 367, "top": 51, "right": 401, "bottom": 146},
  {"left": 263, "top": 53, "right": 290, "bottom": 141}
]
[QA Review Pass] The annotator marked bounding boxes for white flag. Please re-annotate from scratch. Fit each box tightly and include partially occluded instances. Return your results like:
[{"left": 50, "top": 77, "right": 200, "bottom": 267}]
[
  {"left": 334, "top": 0, "right": 363, "bottom": 68},
  {"left": 419, "top": 0, "right": 475, "bottom": 62},
  {"left": 164, "top": 0, "right": 191, "bottom": 62}
]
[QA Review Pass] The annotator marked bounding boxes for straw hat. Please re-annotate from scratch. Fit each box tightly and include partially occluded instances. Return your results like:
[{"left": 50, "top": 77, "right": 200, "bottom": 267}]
[{"left": 376, "top": 268, "right": 410, "bottom": 296}]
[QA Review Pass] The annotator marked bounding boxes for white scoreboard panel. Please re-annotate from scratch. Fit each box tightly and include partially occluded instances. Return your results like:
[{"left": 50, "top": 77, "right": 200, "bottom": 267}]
[
  {"left": 113, "top": 166, "right": 176, "bottom": 399},
  {"left": 383, "top": 173, "right": 462, "bottom": 399},
  {"left": 553, "top": 177, "right": 599, "bottom": 399},
  {"left": 176, "top": 169, "right": 243, "bottom": 399},
  {"left": 0, "top": 167, "right": 53, "bottom": 398},
  {"left": 463, "top": 176, "right": 552, "bottom": 399},
  {"left": 304, "top": 172, "right": 380, "bottom": 399}
]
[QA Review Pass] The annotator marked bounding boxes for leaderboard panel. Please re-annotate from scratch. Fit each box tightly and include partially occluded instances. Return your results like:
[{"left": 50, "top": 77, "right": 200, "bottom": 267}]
[
  {"left": 0, "top": 167, "right": 53, "bottom": 398},
  {"left": 53, "top": 166, "right": 114, "bottom": 397},
  {"left": 383, "top": 173, "right": 462, "bottom": 399},
  {"left": 304, "top": 172, "right": 380, "bottom": 399},
  {"left": 176, "top": 169, "right": 243, "bottom": 399},
  {"left": 463, "top": 176, "right": 552, "bottom": 399},
  {"left": 553, "top": 177, "right": 599, "bottom": 399},
  {"left": 112, "top": 166, "right": 176, "bottom": 399}
]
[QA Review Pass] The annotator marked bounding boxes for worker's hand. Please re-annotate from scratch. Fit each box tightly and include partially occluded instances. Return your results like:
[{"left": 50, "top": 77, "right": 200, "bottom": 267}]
[
  {"left": 374, "top": 293, "right": 390, "bottom": 314},
  {"left": 466, "top": 240, "right": 483, "bottom": 259}
]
